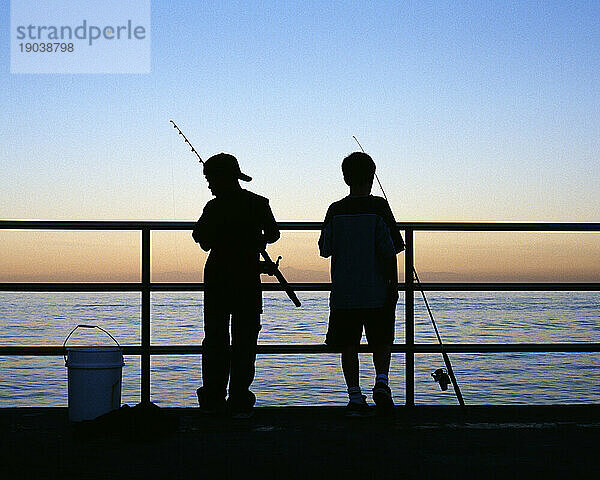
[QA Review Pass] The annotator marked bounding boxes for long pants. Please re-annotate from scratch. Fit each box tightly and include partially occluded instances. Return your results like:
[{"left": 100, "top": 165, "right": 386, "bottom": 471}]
[{"left": 202, "top": 308, "right": 261, "bottom": 402}]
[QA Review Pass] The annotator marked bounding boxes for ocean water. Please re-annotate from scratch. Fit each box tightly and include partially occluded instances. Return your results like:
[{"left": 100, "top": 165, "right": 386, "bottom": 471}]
[{"left": 0, "top": 291, "right": 598, "bottom": 407}]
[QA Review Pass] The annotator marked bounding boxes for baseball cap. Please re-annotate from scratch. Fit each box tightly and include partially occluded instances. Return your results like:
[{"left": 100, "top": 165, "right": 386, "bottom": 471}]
[{"left": 203, "top": 153, "right": 252, "bottom": 182}]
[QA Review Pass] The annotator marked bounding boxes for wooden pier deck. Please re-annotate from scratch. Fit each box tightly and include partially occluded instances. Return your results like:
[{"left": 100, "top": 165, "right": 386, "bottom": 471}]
[{"left": 2, "top": 405, "right": 599, "bottom": 479}]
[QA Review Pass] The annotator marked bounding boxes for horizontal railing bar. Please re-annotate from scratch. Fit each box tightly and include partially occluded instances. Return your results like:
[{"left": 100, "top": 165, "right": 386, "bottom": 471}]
[
  {"left": 153, "top": 343, "right": 600, "bottom": 354},
  {"left": 0, "top": 283, "right": 144, "bottom": 292},
  {"left": 399, "top": 222, "right": 600, "bottom": 231},
  {"left": 2, "top": 343, "right": 599, "bottom": 356},
  {"left": 129, "top": 282, "right": 600, "bottom": 292},
  {"left": 414, "top": 282, "right": 600, "bottom": 291},
  {"left": 0, "top": 220, "right": 173, "bottom": 230},
  {"left": 2, "top": 220, "right": 600, "bottom": 231},
  {"left": 2, "top": 282, "right": 600, "bottom": 292}
]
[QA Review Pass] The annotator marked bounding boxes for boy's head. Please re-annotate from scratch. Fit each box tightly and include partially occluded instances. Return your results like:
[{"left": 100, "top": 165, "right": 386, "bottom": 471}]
[
  {"left": 203, "top": 153, "right": 252, "bottom": 182},
  {"left": 203, "top": 152, "right": 251, "bottom": 196},
  {"left": 342, "top": 152, "right": 376, "bottom": 188}
]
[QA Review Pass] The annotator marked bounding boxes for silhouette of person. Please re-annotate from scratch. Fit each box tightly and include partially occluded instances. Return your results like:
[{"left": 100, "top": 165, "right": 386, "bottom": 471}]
[
  {"left": 318, "top": 152, "right": 404, "bottom": 416},
  {"left": 192, "top": 153, "right": 280, "bottom": 417}
]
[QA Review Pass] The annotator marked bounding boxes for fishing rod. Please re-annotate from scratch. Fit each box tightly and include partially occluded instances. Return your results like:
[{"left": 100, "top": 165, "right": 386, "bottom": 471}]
[
  {"left": 170, "top": 120, "right": 204, "bottom": 164},
  {"left": 170, "top": 120, "right": 301, "bottom": 307},
  {"left": 413, "top": 269, "right": 465, "bottom": 406},
  {"left": 352, "top": 136, "right": 388, "bottom": 203},
  {"left": 352, "top": 136, "right": 465, "bottom": 406}
]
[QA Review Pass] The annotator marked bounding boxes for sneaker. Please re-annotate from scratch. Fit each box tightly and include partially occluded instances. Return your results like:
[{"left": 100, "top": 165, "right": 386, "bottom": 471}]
[
  {"left": 372, "top": 382, "right": 394, "bottom": 411},
  {"left": 346, "top": 395, "right": 370, "bottom": 417},
  {"left": 196, "top": 387, "right": 226, "bottom": 415}
]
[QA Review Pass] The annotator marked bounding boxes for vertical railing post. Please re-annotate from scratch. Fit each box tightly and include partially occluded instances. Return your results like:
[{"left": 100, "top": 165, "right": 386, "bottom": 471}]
[
  {"left": 404, "top": 228, "right": 414, "bottom": 407},
  {"left": 141, "top": 228, "right": 151, "bottom": 404}
]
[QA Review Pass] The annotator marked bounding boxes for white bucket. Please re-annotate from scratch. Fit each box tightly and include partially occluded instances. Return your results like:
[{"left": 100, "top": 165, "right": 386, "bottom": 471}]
[{"left": 64, "top": 325, "right": 124, "bottom": 422}]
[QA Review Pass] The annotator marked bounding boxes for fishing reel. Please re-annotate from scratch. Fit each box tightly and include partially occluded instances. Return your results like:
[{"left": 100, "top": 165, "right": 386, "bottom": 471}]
[
  {"left": 431, "top": 368, "right": 452, "bottom": 391},
  {"left": 259, "top": 255, "right": 282, "bottom": 275}
]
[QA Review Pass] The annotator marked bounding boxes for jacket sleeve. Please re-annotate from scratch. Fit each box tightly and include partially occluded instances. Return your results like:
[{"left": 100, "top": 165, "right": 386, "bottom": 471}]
[
  {"left": 261, "top": 199, "right": 280, "bottom": 245},
  {"left": 375, "top": 217, "right": 397, "bottom": 259},
  {"left": 375, "top": 216, "right": 400, "bottom": 291},
  {"left": 381, "top": 200, "right": 405, "bottom": 253},
  {"left": 318, "top": 206, "right": 333, "bottom": 258},
  {"left": 191, "top": 202, "right": 216, "bottom": 252}
]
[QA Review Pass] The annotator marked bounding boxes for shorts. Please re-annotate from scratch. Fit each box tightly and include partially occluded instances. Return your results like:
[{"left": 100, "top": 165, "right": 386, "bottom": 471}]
[{"left": 325, "top": 306, "right": 395, "bottom": 348}]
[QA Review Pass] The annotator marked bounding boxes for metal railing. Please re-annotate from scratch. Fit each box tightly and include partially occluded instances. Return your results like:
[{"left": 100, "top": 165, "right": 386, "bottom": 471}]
[{"left": 1, "top": 220, "right": 599, "bottom": 406}]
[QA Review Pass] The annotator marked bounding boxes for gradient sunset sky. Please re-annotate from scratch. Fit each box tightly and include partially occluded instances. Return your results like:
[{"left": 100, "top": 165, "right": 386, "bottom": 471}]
[{"left": 1, "top": 1, "right": 599, "bottom": 282}]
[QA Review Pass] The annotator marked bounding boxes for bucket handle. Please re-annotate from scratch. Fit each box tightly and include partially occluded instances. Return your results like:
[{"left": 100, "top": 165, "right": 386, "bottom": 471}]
[{"left": 63, "top": 325, "right": 122, "bottom": 363}]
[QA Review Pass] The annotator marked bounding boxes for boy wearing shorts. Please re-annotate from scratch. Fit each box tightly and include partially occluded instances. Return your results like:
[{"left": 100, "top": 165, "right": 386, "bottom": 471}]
[{"left": 318, "top": 152, "right": 404, "bottom": 415}]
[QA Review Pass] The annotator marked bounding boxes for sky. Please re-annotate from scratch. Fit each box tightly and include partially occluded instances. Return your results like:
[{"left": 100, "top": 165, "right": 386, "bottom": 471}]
[{"left": 1, "top": 1, "right": 599, "bottom": 281}]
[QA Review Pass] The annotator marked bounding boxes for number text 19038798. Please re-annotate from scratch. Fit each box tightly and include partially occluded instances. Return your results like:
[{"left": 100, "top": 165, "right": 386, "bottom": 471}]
[{"left": 19, "top": 43, "right": 74, "bottom": 53}]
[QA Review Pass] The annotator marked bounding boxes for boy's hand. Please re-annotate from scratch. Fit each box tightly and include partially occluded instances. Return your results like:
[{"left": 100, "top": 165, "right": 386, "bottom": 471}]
[
  {"left": 255, "top": 233, "right": 267, "bottom": 252},
  {"left": 259, "top": 260, "right": 276, "bottom": 275},
  {"left": 397, "top": 239, "right": 406, "bottom": 253}
]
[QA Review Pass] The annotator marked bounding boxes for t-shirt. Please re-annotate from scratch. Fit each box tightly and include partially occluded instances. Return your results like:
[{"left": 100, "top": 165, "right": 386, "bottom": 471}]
[{"left": 318, "top": 195, "right": 404, "bottom": 309}]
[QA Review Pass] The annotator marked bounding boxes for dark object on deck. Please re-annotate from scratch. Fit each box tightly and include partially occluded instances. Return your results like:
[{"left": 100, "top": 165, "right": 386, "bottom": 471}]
[
  {"left": 432, "top": 368, "right": 451, "bottom": 391},
  {"left": 73, "top": 402, "right": 178, "bottom": 440}
]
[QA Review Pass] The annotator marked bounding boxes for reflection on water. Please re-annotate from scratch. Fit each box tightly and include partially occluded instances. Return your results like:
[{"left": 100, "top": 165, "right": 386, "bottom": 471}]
[{"left": 0, "top": 291, "right": 598, "bottom": 406}]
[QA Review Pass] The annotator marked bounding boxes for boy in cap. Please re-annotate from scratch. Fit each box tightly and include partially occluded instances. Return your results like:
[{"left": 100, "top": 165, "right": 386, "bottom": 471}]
[
  {"left": 318, "top": 152, "right": 404, "bottom": 416},
  {"left": 192, "top": 153, "right": 280, "bottom": 417}
]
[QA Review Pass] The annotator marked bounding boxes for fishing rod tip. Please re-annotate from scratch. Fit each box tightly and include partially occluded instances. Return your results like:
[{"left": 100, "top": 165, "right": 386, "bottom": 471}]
[{"left": 352, "top": 135, "right": 365, "bottom": 153}]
